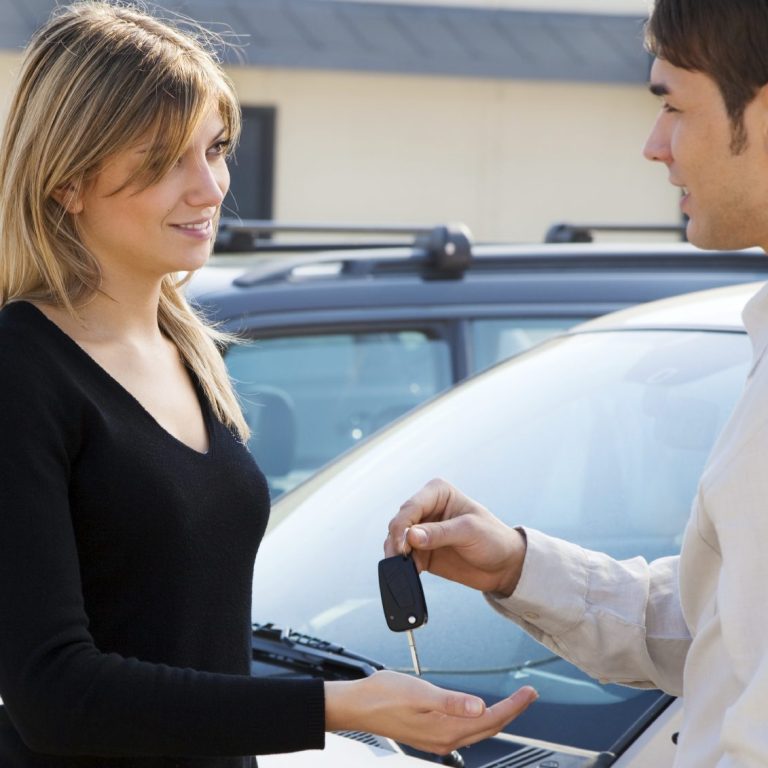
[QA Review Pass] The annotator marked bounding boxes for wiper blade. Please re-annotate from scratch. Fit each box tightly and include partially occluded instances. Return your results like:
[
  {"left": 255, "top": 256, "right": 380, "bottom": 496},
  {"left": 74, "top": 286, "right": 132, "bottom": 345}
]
[
  {"left": 251, "top": 622, "right": 385, "bottom": 680},
  {"left": 391, "top": 654, "right": 562, "bottom": 676}
]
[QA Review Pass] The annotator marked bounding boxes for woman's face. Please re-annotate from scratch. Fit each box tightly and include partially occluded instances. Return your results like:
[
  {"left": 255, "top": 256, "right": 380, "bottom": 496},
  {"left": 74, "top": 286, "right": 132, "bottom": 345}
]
[{"left": 71, "top": 108, "right": 231, "bottom": 284}]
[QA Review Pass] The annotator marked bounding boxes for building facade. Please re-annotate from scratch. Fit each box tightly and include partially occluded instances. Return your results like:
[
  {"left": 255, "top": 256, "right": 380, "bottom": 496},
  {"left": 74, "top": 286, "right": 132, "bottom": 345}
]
[{"left": 0, "top": 0, "right": 676, "bottom": 242}]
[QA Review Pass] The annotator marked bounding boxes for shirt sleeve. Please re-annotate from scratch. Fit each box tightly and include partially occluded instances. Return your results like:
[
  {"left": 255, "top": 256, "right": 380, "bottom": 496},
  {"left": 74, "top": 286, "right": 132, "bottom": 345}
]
[
  {"left": 0, "top": 339, "right": 325, "bottom": 759},
  {"left": 484, "top": 527, "right": 691, "bottom": 695}
]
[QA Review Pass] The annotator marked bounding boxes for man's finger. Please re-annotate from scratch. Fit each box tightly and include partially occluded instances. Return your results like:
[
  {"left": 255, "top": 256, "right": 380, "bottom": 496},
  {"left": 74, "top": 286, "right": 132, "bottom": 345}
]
[
  {"left": 407, "top": 516, "right": 472, "bottom": 552},
  {"left": 393, "top": 479, "right": 451, "bottom": 524}
]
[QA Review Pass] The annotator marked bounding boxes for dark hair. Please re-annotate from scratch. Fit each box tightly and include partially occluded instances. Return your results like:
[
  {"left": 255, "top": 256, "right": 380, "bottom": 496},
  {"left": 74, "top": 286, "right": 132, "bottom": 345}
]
[{"left": 646, "top": 0, "right": 768, "bottom": 152}]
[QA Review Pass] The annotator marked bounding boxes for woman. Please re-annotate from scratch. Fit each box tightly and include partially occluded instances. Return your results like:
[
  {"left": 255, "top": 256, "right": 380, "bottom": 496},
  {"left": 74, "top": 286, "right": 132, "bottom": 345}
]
[{"left": 0, "top": 2, "right": 536, "bottom": 766}]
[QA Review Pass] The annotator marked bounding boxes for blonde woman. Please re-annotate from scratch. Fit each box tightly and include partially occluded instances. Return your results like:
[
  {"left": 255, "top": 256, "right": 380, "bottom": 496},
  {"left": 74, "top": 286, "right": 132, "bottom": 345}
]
[{"left": 0, "top": 3, "right": 536, "bottom": 766}]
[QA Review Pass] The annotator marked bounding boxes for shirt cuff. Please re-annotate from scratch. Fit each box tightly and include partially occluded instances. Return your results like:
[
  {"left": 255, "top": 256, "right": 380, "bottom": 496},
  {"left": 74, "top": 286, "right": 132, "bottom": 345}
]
[{"left": 484, "top": 527, "right": 589, "bottom": 636}]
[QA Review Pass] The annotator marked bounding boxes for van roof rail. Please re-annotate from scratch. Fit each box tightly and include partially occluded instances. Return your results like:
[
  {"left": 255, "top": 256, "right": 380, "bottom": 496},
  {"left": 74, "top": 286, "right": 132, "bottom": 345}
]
[
  {"left": 215, "top": 219, "right": 473, "bottom": 276},
  {"left": 545, "top": 222, "right": 687, "bottom": 244}
]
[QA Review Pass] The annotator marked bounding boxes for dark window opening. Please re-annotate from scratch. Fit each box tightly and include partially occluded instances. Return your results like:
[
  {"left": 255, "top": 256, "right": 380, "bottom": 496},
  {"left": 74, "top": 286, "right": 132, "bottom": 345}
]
[{"left": 225, "top": 106, "right": 275, "bottom": 220}]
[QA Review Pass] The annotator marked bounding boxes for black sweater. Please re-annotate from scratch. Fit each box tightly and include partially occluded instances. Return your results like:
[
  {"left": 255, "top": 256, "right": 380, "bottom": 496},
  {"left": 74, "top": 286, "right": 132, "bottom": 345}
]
[{"left": 0, "top": 302, "right": 325, "bottom": 767}]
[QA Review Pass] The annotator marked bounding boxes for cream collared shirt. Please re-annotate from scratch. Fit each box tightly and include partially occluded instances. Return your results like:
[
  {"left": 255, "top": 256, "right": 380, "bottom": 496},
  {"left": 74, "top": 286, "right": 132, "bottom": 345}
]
[{"left": 487, "top": 283, "right": 768, "bottom": 768}]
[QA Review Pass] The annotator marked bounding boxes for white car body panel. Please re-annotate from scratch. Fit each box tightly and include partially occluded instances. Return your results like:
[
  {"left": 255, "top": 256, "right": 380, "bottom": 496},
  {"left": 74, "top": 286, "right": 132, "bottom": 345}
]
[
  {"left": 615, "top": 698, "right": 682, "bottom": 767},
  {"left": 578, "top": 281, "right": 763, "bottom": 333},
  {"left": 259, "top": 732, "right": 428, "bottom": 767}
]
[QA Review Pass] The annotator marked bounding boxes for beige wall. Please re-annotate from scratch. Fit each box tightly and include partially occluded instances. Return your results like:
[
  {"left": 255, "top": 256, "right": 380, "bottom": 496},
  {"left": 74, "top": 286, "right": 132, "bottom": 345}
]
[
  {"left": 345, "top": 0, "right": 652, "bottom": 12},
  {"left": 0, "top": 53, "right": 678, "bottom": 243},
  {"left": 0, "top": 54, "right": 19, "bottom": 118},
  {"left": 229, "top": 67, "right": 677, "bottom": 242}
]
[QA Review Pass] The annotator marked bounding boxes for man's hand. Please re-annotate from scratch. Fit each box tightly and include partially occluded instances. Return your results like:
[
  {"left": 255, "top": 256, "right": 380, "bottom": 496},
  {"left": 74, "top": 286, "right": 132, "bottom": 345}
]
[{"left": 384, "top": 478, "right": 527, "bottom": 597}]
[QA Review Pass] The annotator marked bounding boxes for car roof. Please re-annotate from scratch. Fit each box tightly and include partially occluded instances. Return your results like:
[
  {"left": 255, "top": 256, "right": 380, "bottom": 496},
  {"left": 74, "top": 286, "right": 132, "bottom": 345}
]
[
  {"left": 201, "top": 241, "right": 767, "bottom": 284},
  {"left": 574, "top": 280, "right": 764, "bottom": 334},
  {"left": 190, "top": 242, "right": 768, "bottom": 322}
]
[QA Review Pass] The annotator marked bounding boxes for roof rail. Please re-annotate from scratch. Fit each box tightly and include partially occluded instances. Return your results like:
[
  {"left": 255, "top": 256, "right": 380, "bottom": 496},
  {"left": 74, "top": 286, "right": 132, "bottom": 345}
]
[
  {"left": 545, "top": 222, "right": 687, "bottom": 244},
  {"left": 215, "top": 219, "right": 473, "bottom": 276}
]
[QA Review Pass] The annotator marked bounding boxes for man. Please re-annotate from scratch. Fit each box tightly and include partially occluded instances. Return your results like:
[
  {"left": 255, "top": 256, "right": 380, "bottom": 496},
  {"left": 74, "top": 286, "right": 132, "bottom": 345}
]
[{"left": 385, "top": 2, "right": 768, "bottom": 766}]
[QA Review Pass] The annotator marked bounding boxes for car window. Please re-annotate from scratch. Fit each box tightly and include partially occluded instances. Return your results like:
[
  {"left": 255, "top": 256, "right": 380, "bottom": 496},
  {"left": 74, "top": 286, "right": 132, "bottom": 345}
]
[
  {"left": 470, "top": 317, "right": 587, "bottom": 371},
  {"left": 252, "top": 328, "right": 752, "bottom": 752},
  {"left": 226, "top": 331, "right": 452, "bottom": 497}
]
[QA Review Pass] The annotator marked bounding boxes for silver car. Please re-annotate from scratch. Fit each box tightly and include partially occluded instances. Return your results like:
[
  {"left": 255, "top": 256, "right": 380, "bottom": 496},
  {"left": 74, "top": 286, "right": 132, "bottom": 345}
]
[{"left": 254, "top": 281, "right": 761, "bottom": 768}]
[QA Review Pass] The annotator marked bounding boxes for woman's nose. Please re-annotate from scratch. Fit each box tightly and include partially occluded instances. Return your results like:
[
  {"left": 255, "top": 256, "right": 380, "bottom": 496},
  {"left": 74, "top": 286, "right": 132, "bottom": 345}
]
[{"left": 186, "top": 159, "right": 228, "bottom": 207}]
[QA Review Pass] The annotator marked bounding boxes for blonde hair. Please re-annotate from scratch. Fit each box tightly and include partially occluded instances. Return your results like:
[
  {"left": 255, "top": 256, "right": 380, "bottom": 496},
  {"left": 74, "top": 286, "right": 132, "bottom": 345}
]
[{"left": 0, "top": 0, "right": 249, "bottom": 440}]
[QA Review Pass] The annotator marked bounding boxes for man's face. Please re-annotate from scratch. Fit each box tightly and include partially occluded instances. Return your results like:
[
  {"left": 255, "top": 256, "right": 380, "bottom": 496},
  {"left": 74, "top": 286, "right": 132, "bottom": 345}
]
[{"left": 644, "top": 57, "right": 768, "bottom": 251}]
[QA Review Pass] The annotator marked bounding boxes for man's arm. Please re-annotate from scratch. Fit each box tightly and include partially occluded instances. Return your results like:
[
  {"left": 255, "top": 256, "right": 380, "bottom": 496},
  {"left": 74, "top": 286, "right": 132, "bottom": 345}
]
[
  {"left": 387, "top": 479, "right": 691, "bottom": 696},
  {"left": 486, "top": 527, "right": 690, "bottom": 695}
]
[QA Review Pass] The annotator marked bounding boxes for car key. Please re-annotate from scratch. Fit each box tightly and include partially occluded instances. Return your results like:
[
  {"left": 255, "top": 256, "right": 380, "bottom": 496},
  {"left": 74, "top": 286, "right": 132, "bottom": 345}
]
[
  {"left": 378, "top": 553, "right": 465, "bottom": 768},
  {"left": 378, "top": 552, "right": 428, "bottom": 675}
]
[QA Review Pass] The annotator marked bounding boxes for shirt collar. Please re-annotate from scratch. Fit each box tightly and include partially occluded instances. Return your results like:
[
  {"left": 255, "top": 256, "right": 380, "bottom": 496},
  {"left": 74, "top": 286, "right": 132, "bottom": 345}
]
[{"left": 741, "top": 281, "right": 768, "bottom": 370}]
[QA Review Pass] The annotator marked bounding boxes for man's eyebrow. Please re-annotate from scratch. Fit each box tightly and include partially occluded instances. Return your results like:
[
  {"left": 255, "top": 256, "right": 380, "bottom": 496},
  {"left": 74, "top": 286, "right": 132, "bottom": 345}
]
[{"left": 649, "top": 82, "right": 670, "bottom": 97}]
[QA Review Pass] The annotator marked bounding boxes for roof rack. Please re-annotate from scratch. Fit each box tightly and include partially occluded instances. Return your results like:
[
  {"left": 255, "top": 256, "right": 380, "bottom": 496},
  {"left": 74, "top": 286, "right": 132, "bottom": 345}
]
[
  {"left": 215, "top": 219, "right": 473, "bottom": 276},
  {"left": 545, "top": 222, "right": 688, "bottom": 244}
]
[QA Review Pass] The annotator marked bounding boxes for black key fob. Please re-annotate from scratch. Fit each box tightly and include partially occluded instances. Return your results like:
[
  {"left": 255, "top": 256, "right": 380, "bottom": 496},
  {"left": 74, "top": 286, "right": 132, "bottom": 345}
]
[{"left": 378, "top": 554, "right": 428, "bottom": 632}]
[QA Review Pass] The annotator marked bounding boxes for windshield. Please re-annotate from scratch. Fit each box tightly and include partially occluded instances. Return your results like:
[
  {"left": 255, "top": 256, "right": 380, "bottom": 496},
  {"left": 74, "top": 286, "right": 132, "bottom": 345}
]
[{"left": 252, "top": 328, "right": 751, "bottom": 752}]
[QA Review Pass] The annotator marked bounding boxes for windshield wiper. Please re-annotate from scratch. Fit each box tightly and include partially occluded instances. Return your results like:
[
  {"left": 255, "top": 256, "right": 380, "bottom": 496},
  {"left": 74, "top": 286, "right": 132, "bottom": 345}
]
[
  {"left": 391, "top": 654, "right": 562, "bottom": 676},
  {"left": 251, "top": 622, "right": 385, "bottom": 680}
]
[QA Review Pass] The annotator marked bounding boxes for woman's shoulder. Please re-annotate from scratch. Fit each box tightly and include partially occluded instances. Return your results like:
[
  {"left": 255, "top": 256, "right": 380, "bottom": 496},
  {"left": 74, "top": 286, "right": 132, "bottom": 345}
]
[
  {"left": 1, "top": 299, "right": 50, "bottom": 333},
  {"left": 0, "top": 302, "right": 91, "bottom": 446},
  {"left": 0, "top": 301, "right": 74, "bottom": 382}
]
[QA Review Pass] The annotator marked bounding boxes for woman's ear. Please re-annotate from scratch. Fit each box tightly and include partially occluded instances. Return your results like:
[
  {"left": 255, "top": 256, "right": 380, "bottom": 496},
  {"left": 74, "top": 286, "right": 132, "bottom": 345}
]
[{"left": 51, "top": 182, "right": 83, "bottom": 214}]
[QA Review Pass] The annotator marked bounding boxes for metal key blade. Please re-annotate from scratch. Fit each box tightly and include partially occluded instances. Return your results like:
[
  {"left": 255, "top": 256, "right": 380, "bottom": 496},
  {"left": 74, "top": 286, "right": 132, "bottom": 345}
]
[{"left": 406, "top": 629, "right": 422, "bottom": 676}]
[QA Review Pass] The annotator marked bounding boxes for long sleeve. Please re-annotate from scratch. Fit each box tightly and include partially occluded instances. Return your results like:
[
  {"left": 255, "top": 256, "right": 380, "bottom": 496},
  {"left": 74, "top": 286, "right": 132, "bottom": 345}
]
[
  {"left": 485, "top": 527, "right": 691, "bottom": 696},
  {"left": 0, "top": 304, "right": 325, "bottom": 763}
]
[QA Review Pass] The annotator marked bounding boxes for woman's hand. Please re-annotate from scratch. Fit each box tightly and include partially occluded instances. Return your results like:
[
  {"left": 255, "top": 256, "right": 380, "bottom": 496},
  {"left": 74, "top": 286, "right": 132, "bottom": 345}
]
[
  {"left": 325, "top": 671, "right": 537, "bottom": 755},
  {"left": 384, "top": 478, "right": 527, "bottom": 597}
]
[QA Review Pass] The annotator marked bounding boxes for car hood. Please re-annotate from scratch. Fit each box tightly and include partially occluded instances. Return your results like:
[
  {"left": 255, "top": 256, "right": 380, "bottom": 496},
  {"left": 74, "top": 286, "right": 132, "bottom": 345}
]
[
  {"left": 575, "top": 281, "right": 763, "bottom": 334},
  {"left": 259, "top": 732, "right": 429, "bottom": 767}
]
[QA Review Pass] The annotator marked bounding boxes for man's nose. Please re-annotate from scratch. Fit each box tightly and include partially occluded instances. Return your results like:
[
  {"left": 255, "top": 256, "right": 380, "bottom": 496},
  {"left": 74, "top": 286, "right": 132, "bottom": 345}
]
[{"left": 643, "top": 117, "right": 672, "bottom": 164}]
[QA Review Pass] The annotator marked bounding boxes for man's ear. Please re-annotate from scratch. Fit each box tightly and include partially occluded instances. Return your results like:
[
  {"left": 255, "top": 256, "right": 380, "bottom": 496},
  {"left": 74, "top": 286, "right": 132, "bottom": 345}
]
[
  {"left": 51, "top": 182, "right": 83, "bottom": 214},
  {"left": 754, "top": 83, "right": 768, "bottom": 151}
]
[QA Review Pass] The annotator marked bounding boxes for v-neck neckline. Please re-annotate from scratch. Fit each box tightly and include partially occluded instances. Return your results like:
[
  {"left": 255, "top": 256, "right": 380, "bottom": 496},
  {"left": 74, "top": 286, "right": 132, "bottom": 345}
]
[{"left": 16, "top": 300, "right": 215, "bottom": 457}]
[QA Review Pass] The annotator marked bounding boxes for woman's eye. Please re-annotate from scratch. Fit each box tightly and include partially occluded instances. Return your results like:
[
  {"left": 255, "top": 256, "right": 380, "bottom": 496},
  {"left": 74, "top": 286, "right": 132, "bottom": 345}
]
[
  {"left": 209, "top": 139, "right": 232, "bottom": 158},
  {"left": 662, "top": 102, "right": 680, "bottom": 114},
  {"left": 212, "top": 139, "right": 232, "bottom": 158}
]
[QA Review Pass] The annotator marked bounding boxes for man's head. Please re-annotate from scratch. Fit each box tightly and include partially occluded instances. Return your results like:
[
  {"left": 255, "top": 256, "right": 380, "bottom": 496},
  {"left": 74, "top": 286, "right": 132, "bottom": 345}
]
[
  {"left": 644, "top": 0, "right": 768, "bottom": 250},
  {"left": 646, "top": 0, "right": 768, "bottom": 154}
]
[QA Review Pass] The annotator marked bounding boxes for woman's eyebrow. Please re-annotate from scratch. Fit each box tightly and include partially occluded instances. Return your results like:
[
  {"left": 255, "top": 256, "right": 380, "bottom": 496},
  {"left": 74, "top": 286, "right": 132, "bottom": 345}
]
[
  {"left": 131, "top": 127, "right": 227, "bottom": 156},
  {"left": 649, "top": 82, "right": 671, "bottom": 98},
  {"left": 208, "top": 127, "right": 228, "bottom": 142}
]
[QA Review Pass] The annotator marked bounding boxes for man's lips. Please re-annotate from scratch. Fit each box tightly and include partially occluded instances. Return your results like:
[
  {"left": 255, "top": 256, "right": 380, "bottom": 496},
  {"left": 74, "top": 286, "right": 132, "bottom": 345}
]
[{"left": 673, "top": 183, "right": 690, "bottom": 211}]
